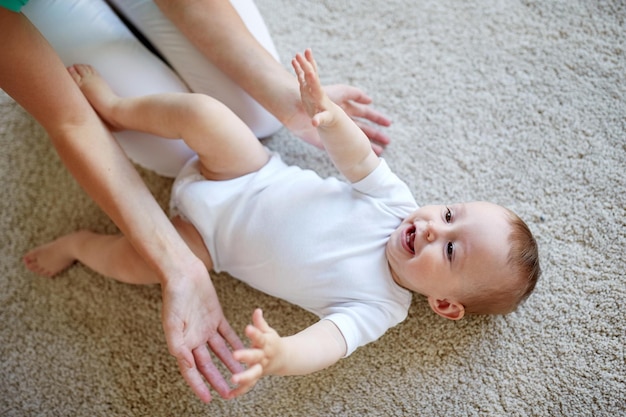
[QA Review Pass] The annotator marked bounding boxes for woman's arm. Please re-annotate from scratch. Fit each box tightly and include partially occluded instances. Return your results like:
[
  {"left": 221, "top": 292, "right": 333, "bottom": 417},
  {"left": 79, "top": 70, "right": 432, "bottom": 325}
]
[
  {"left": 0, "top": 8, "right": 242, "bottom": 403},
  {"left": 230, "top": 309, "right": 347, "bottom": 396},
  {"left": 154, "top": 0, "right": 391, "bottom": 152}
]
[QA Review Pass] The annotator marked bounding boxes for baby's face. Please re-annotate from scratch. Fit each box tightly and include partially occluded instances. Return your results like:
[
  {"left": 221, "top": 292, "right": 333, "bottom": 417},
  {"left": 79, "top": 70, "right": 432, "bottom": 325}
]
[{"left": 386, "top": 202, "right": 512, "bottom": 301}]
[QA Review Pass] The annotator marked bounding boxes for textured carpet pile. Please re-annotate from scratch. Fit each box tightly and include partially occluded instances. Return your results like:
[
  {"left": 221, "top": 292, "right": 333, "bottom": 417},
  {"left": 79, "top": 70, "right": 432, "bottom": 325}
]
[{"left": 1, "top": 0, "right": 624, "bottom": 415}]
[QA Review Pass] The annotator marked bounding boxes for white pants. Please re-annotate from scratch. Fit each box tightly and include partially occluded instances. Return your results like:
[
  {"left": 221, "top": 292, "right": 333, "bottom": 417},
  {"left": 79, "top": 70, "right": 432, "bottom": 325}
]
[{"left": 23, "top": 0, "right": 282, "bottom": 177}]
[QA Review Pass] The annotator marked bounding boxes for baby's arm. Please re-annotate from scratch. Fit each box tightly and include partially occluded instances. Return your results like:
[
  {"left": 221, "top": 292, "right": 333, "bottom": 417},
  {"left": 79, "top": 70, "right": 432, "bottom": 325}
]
[
  {"left": 292, "top": 49, "right": 380, "bottom": 183},
  {"left": 230, "top": 309, "right": 346, "bottom": 396}
]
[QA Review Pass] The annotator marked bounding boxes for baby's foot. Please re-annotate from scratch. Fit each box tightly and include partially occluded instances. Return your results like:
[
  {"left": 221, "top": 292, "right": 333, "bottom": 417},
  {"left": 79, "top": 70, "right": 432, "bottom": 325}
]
[
  {"left": 23, "top": 233, "right": 82, "bottom": 278},
  {"left": 68, "top": 64, "right": 122, "bottom": 130}
]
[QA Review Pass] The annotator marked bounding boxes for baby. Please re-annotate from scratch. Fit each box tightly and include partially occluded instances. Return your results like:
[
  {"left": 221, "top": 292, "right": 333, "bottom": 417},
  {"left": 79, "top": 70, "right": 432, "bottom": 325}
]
[{"left": 24, "top": 49, "right": 540, "bottom": 396}]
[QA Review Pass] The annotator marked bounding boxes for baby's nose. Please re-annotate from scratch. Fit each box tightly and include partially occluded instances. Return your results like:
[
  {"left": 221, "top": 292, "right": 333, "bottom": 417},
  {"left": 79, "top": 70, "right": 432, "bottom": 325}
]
[
  {"left": 417, "top": 220, "right": 436, "bottom": 242},
  {"left": 424, "top": 221, "right": 436, "bottom": 242}
]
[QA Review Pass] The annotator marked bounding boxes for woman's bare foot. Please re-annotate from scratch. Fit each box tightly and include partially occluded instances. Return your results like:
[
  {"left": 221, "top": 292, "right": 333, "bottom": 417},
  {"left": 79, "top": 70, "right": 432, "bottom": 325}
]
[
  {"left": 67, "top": 64, "right": 123, "bottom": 130},
  {"left": 23, "top": 231, "right": 88, "bottom": 278}
]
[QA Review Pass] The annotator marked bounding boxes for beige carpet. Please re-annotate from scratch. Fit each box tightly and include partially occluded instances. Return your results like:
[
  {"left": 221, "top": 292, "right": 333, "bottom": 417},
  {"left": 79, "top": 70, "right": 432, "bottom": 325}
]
[{"left": 1, "top": 0, "right": 624, "bottom": 415}]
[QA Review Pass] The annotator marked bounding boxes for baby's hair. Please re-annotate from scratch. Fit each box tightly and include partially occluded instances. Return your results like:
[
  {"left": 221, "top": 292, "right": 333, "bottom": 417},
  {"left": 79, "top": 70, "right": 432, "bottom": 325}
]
[{"left": 462, "top": 208, "right": 541, "bottom": 315}]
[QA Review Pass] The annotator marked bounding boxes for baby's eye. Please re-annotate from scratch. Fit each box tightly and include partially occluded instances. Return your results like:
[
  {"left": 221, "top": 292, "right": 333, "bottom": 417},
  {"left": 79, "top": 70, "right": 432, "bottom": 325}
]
[
  {"left": 445, "top": 207, "right": 452, "bottom": 223},
  {"left": 446, "top": 242, "right": 454, "bottom": 261}
]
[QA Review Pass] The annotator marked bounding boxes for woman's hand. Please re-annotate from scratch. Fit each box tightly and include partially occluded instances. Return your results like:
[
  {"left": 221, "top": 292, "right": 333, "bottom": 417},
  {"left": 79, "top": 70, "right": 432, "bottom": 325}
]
[
  {"left": 285, "top": 84, "right": 392, "bottom": 154},
  {"left": 161, "top": 260, "right": 245, "bottom": 402}
]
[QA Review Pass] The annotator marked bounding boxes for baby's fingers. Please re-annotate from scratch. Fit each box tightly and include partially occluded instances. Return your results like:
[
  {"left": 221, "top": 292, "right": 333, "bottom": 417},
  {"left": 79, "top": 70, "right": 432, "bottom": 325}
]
[
  {"left": 295, "top": 51, "right": 318, "bottom": 83},
  {"left": 304, "top": 48, "right": 318, "bottom": 74},
  {"left": 292, "top": 57, "right": 304, "bottom": 83},
  {"left": 232, "top": 363, "right": 263, "bottom": 385},
  {"left": 230, "top": 363, "right": 263, "bottom": 398},
  {"left": 243, "top": 322, "right": 267, "bottom": 349},
  {"left": 312, "top": 110, "right": 333, "bottom": 128},
  {"left": 233, "top": 347, "right": 266, "bottom": 365},
  {"left": 251, "top": 308, "right": 272, "bottom": 332}
]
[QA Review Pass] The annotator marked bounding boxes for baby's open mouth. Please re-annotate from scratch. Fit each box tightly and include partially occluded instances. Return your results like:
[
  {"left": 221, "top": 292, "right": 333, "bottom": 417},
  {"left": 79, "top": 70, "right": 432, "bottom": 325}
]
[{"left": 405, "top": 225, "right": 416, "bottom": 254}]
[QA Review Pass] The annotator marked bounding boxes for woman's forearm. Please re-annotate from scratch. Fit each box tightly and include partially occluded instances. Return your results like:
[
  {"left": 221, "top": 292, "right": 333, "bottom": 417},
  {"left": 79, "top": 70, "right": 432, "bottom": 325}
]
[
  {"left": 55, "top": 123, "right": 200, "bottom": 282},
  {"left": 154, "top": 1, "right": 392, "bottom": 150},
  {"left": 46, "top": 90, "right": 201, "bottom": 283},
  {"left": 1, "top": 9, "right": 199, "bottom": 283},
  {"left": 154, "top": 0, "right": 301, "bottom": 125}
]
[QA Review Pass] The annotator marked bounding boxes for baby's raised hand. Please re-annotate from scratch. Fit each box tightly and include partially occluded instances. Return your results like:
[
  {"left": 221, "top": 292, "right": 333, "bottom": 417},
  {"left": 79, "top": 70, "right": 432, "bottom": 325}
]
[
  {"left": 292, "top": 49, "right": 335, "bottom": 128},
  {"left": 230, "top": 309, "right": 283, "bottom": 397}
]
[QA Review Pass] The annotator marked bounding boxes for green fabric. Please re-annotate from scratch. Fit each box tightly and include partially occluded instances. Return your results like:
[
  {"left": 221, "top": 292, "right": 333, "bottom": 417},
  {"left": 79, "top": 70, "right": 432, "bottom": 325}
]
[{"left": 0, "top": 0, "right": 28, "bottom": 12}]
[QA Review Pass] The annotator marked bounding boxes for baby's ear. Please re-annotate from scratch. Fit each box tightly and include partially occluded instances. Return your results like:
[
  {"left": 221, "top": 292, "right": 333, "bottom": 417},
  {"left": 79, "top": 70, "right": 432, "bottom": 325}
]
[{"left": 428, "top": 297, "right": 465, "bottom": 320}]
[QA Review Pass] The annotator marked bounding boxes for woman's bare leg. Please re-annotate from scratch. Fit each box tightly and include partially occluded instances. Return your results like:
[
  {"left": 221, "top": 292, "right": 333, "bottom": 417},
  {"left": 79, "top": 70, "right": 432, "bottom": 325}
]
[{"left": 24, "top": 0, "right": 197, "bottom": 178}]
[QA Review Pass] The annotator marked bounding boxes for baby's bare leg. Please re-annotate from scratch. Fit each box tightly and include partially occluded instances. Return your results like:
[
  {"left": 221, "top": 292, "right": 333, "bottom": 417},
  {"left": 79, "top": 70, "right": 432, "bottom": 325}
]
[
  {"left": 24, "top": 217, "right": 213, "bottom": 284},
  {"left": 70, "top": 64, "right": 269, "bottom": 181},
  {"left": 24, "top": 230, "right": 159, "bottom": 284}
]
